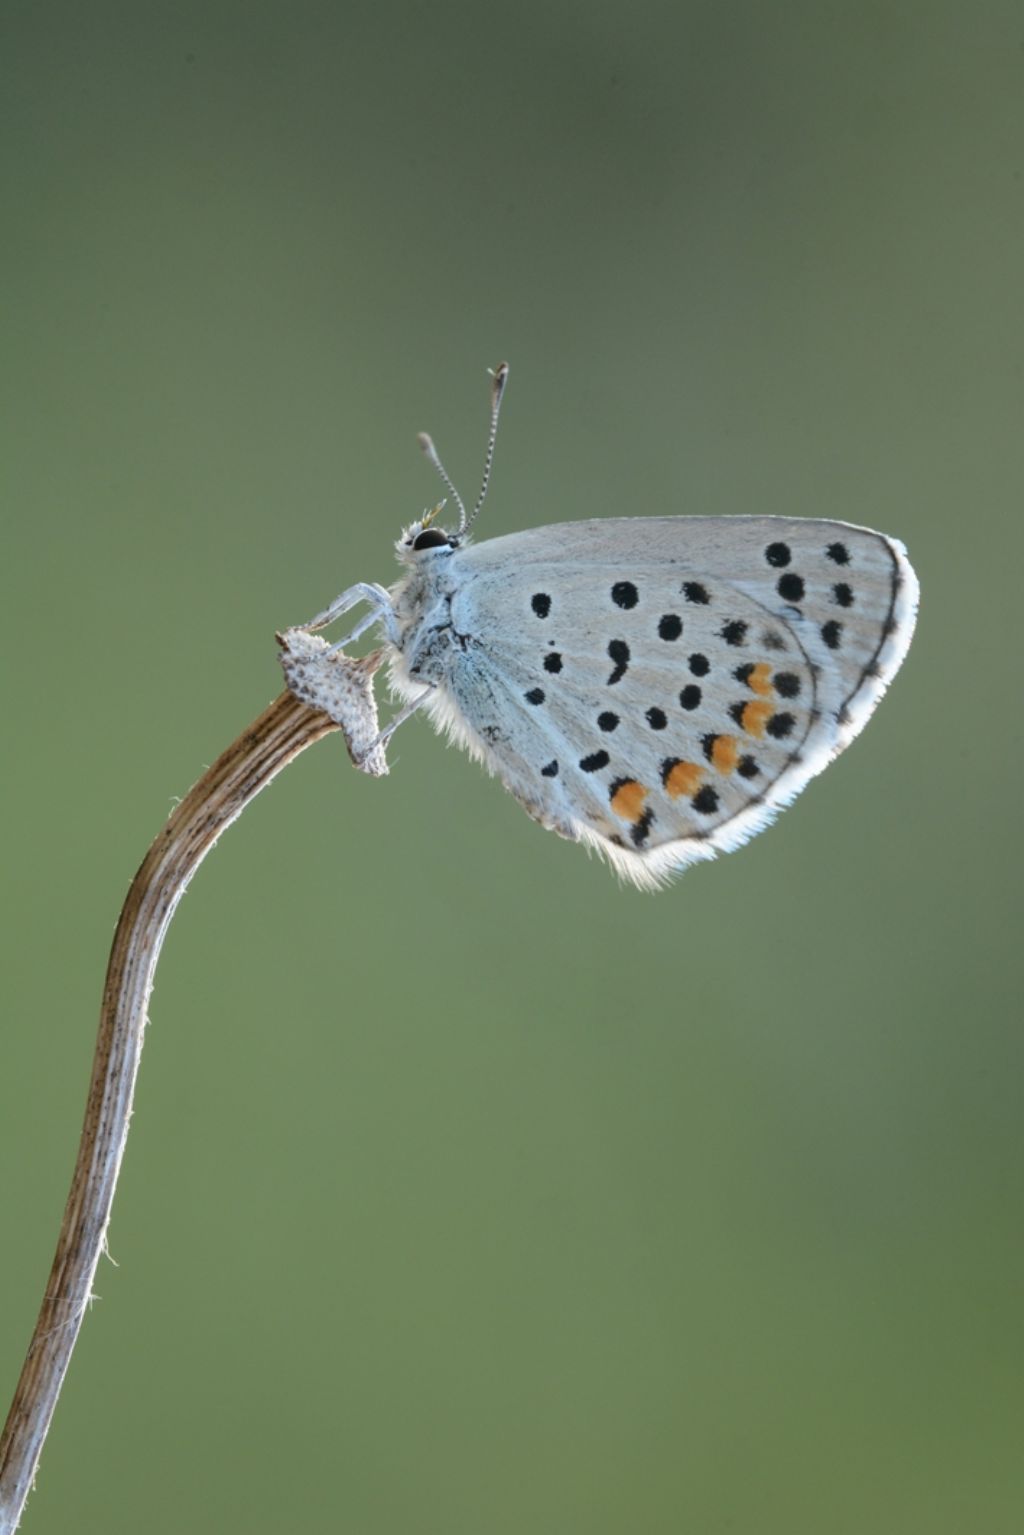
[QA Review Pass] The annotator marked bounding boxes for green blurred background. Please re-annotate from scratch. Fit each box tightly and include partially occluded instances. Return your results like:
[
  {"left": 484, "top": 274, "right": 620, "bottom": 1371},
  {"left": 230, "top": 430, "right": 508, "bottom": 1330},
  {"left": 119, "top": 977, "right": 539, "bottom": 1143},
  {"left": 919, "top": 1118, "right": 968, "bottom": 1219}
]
[{"left": 2, "top": 3, "right": 1021, "bottom": 1531}]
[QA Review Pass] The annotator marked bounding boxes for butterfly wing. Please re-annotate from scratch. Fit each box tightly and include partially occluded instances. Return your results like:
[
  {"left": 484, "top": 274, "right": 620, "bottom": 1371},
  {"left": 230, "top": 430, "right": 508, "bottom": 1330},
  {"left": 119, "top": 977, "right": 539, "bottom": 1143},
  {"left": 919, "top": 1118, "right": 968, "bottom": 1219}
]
[{"left": 421, "top": 517, "right": 918, "bottom": 886}]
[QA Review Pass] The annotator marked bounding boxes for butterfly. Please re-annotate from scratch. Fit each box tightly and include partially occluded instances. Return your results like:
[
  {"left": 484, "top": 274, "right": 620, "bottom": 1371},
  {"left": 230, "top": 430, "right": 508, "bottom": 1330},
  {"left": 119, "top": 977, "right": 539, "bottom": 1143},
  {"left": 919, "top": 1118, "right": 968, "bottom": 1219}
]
[{"left": 291, "top": 364, "right": 918, "bottom": 888}]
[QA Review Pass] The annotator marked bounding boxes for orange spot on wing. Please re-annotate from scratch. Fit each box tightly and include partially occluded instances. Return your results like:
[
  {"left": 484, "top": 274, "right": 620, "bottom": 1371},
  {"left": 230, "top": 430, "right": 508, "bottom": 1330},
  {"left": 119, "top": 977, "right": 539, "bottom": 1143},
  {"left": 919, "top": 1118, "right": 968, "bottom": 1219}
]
[
  {"left": 740, "top": 700, "right": 773, "bottom": 737},
  {"left": 711, "top": 735, "right": 739, "bottom": 774},
  {"left": 749, "top": 662, "right": 774, "bottom": 695},
  {"left": 664, "top": 761, "right": 703, "bottom": 799},
  {"left": 610, "top": 780, "right": 649, "bottom": 822}
]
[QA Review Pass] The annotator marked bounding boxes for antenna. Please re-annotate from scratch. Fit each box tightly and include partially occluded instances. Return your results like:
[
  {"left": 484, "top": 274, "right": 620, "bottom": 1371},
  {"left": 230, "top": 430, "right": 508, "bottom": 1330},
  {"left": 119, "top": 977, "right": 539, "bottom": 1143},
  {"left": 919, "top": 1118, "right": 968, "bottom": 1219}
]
[
  {"left": 417, "top": 362, "right": 509, "bottom": 539},
  {"left": 463, "top": 361, "right": 509, "bottom": 537},
  {"left": 417, "top": 433, "right": 466, "bottom": 530}
]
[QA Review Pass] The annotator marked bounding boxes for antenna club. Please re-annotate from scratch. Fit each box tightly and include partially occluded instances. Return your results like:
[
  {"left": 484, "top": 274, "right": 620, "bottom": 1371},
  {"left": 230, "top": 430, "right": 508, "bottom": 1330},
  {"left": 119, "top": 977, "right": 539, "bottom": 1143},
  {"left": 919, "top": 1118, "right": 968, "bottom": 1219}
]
[{"left": 490, "top": 361, "right": 509, "bottom": 404}]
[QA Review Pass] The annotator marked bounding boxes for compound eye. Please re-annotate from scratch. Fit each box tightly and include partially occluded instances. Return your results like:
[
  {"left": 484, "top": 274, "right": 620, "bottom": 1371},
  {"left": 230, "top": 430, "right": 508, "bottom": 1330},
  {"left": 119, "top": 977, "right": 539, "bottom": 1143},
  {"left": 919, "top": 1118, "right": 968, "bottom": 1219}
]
[{"left": 412, "top": 528, "right": 450, "bottom": 551}]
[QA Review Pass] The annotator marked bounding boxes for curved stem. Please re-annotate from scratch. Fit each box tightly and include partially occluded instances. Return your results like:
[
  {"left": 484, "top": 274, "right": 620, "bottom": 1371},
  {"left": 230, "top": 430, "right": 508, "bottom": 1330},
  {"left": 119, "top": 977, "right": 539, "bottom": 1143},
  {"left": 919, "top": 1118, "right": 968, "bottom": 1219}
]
[{"left": 0, "top": 691, "right": 338, "bottom": 1533}]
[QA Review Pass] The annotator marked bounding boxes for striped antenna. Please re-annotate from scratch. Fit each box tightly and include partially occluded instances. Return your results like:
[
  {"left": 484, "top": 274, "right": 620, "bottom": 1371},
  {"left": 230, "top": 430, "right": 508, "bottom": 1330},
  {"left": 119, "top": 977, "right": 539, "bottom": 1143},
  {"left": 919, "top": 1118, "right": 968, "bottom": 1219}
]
[{"left": 461, "top": 362, "right": 509, "bottom": 537}]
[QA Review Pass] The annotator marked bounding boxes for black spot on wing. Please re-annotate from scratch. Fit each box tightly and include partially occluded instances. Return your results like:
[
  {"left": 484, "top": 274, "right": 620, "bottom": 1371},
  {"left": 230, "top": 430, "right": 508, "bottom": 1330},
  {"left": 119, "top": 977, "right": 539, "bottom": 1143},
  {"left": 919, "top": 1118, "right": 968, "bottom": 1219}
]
[
  {"left": 630, "top": 807, "right": 655, "bottom": 848},
  {"left": 606, "top": 639, "right": 630, "bottom": 684},
  {"left": 692, "top": 785, "right": 719, "bottom": 815},
  {"left": 765, "top": 712, "right": 796, "bottom": 739}
]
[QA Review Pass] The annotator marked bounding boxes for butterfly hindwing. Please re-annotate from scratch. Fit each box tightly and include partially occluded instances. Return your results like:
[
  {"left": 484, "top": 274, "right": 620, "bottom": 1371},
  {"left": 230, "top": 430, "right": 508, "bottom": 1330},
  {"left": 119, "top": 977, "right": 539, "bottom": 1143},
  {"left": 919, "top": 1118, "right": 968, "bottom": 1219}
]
[{"left": 425, "top": 517, "right": 917, "bottom": 885}]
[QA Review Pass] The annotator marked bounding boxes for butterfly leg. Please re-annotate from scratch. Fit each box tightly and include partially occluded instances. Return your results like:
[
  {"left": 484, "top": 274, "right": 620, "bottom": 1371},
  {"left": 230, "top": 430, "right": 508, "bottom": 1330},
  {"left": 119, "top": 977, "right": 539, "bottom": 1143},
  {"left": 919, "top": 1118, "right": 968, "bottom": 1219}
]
[
  {"left": 299, "top": 583, "right": 400, "bottom": 648},
  {"left": 354, "top": 684, "right": 436, "bottom": 765}
]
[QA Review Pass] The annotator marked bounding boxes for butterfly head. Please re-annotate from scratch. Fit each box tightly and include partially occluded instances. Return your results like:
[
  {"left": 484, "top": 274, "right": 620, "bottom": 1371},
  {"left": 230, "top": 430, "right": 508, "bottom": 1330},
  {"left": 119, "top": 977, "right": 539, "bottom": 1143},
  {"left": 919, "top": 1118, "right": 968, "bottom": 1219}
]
[{"left": 397, "top": 503, "right": 461, "bottom": 564}]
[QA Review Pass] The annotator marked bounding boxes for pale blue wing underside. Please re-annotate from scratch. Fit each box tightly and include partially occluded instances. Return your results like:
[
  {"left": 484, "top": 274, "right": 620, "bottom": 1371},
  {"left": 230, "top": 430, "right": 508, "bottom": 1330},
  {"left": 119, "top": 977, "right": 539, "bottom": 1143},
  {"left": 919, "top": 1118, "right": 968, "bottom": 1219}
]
[{"left": 395, "top": 517, "right": 917, "bottom": 886}]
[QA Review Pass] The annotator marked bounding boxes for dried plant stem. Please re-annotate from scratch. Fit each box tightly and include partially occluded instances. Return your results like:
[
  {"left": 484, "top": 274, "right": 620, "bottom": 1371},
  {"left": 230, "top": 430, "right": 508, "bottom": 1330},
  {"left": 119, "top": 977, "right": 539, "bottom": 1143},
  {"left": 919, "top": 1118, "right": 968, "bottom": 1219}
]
[{"left": 0, "top": 690, "right": 338, "bottom": 1533}]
